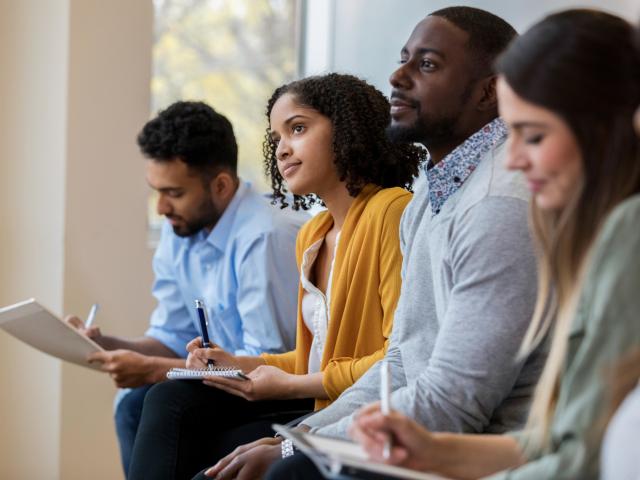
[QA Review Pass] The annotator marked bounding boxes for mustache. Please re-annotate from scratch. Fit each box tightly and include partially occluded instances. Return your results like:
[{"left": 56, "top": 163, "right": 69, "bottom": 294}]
[{"left": 389, "top": 90, "right": 419, "bottom": 108}]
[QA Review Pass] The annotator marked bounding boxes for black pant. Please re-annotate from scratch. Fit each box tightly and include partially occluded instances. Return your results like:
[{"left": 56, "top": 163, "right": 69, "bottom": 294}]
[
  {"left": 264, "top": 452, "right": 325, "bottom": 480},
  {"left": 128, "top": 380, "right": 313, "bottom": 480}
]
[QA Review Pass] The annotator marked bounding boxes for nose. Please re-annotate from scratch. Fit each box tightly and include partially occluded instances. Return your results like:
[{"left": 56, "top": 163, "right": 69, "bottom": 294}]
[
  {"left": 389, "top": 61, "right": 412, "bottom": 90},
  {"left": 156, "top": 194, "right": 172, "bottom": 216},
  {"left": 504, "top": 136, "right": 529, "bottom": 172},
  {"left": 275, "top": 137, "right": 291, "bottom": 162}
]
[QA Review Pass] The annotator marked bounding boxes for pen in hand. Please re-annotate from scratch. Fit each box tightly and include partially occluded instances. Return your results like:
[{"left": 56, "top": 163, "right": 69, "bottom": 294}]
[
  {"left": 195, "top": 299, "right": 215, "bottom": 370},
  {"left": 85, "top": 303, "right": 99, "bottom": 329},
  {"left": 380, "top": 359, "right": 392, "bottom": 460}
]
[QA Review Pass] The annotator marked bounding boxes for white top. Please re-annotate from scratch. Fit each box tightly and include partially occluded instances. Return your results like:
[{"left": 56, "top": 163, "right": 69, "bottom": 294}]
[
  {"left": 601, "top": 383, "right": 640, "bottom": 480},
  {"left": 300, "top": 233, "right": 340, "bottom": 374}
]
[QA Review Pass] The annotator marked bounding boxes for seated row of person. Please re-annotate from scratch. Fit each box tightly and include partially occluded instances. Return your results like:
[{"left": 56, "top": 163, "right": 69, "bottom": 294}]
[{"left": 68, "top": 6, "right": 640, "bottom": 480}]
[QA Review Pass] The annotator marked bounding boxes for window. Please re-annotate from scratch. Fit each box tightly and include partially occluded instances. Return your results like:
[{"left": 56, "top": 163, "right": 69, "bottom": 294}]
[{"left": 148, "top": 0, "right": 301, "bottom": 239}]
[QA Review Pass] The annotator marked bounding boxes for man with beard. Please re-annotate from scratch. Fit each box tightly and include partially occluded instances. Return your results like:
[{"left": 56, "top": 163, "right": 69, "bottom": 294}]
[
  {"left": 66, "top": 101, "right": 305, "bottom": 475},
  {"left": 198, "top": 7, "right": 547, "bottom": 480}
]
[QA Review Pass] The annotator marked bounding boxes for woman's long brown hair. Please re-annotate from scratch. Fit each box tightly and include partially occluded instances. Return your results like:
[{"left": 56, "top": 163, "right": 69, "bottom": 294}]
[{"left": 496, "top": 9, "right": 640, "bottom": 450}]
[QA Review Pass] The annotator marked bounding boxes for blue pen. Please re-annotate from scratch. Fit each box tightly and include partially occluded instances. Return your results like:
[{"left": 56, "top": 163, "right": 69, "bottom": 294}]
[{"left": 195, "top": 299, "right": 215, "bottom": 369}]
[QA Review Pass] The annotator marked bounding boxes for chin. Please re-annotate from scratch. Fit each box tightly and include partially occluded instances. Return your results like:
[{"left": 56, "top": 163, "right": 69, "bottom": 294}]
[{"left": 534, "top": 194, "right": 565, "bottom": 212}]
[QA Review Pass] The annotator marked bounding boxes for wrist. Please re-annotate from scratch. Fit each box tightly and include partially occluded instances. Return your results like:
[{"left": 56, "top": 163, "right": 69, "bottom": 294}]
[{"left": 146, "top": 356, "right": 166, "bottom": 383}]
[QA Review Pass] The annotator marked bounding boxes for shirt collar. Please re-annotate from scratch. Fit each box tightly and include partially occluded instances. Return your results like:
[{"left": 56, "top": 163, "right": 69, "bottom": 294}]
[
  {"left": 425, "top": 117, "right": 507, "bottom": 216},
  {"left": 198, "top": 180, "right": 248, "bottom": 253}
]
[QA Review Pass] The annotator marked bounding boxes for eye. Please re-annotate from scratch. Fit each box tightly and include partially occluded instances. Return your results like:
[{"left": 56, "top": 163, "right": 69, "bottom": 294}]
[
  {"left": 292, "top": 124, "right": 305, "bottom": 134},
  {"left": 270, "top": 136, "right": 280, "bottom": 147},
  {"left": 525, "top": 134, "right": 544, "bottom": 145},
  {"left": 420, "top": 58, "right": 435, "bottom": 70},
  {"left": 398, "top": 58, "right": 408, "bottom": 65}
]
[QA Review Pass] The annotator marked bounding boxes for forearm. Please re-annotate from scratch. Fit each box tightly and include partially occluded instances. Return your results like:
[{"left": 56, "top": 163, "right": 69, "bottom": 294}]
[
  {"left": 235, "top": 355, "right": 266, "bottom": 373},
  {"left": 95, "top": 334, "right": 179, "bottom": 357},
  {"left": 146, "top": 356, "right": 187, "bottom": 383},
  {"left": 428, "top": 433, "right": 524, "bottom": 479},
  {"left": 287, "top": 372, "right": 329, "bottom": 399}
]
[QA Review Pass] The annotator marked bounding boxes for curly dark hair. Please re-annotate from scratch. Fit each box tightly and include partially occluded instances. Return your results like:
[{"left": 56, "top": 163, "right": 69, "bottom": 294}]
[
  {"left": 137, "top": 100, "right": 238, "bottom": 178},
  {"left": 263, "top": 73, "right": 427, "bottom": 209}
]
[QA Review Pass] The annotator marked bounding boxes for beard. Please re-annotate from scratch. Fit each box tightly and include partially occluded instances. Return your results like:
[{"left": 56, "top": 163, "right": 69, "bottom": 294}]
[
  {"left": 386, "top": 81, "right": 474, "bottom": 150},
  {"left": 386, "top": 113, "right": 458, "bottom": 149},
  {"left": 168, "top": 196, "right": 221, "bottom": 238}
]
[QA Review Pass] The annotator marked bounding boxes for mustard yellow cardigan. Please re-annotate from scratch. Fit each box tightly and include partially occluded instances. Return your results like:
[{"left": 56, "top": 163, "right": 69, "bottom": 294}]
[{"left": 261, "top": 184, "right": 410, "bottom": 409}]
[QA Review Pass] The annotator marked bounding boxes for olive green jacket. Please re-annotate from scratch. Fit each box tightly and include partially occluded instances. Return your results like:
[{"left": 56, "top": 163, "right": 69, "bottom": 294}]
[{"left": 489, "top": 195, "right": 640, "bottom": 480}]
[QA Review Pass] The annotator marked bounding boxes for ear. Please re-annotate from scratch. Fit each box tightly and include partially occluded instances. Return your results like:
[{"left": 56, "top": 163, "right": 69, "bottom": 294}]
[
  {"left": 209, "top": 171, "right": 238, "bottom": 203},
  {"left": 476, "top": 75, "right": 498, "bottom": 112}
]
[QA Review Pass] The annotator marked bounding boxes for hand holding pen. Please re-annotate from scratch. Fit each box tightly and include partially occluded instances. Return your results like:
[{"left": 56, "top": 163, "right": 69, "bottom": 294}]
[{"left": 195, "top": 300, "right": 215, "bottom": 369}]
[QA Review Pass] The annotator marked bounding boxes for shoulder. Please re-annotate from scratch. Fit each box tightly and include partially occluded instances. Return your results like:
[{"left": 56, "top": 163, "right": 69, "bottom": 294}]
[
  {"left": 363, "top": 187, "right": 412, "bottom": 223},
  {"left": 584, "top": 195, "right": 640, "bottom": 278},
  {"left": 460, "top": 141, "right": 530, "bottom": 209},
  {"left": 234, "top": 187, "right": 308, "bottom": 238}
]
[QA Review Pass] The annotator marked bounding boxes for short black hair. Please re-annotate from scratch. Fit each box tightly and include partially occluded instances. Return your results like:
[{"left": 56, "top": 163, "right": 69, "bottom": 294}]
[
  {"left": 429, "top": 6, "right": 517, "bottom": 78},
  {"left": 137, "top": 101, "right": 238, "bottom": 176},
  {"left": 264, "top": 73, "right": 426, "bottom": 210}
]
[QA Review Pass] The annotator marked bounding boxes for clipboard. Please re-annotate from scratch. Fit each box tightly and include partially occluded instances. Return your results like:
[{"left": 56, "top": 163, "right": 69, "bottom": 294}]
[
  {"left": 272, "top": 424, "right": 449, "bottom": 480},
  {"left": 0, "top": 298, "right": 105, "bottom": 370}
]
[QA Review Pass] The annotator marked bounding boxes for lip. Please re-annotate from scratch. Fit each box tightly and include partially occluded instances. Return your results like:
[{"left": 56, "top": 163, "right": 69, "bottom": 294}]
[
  {"left": 281, "top": 161, "right": 302, "bottom": 179},
  {"left": 526, "top": 178, "right": 546, "bottom": 193},
  {"left": 390, "top": 96, "right": 417, "bottom": 116}
]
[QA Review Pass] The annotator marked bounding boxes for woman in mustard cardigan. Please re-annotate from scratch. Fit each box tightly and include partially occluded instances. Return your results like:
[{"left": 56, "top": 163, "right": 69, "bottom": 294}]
[
  {"left": 186, "top": 74, "right": 425, "bottom": 408},
  {"left": 127, "top": 73, "right": 426, "bottom": 480}
]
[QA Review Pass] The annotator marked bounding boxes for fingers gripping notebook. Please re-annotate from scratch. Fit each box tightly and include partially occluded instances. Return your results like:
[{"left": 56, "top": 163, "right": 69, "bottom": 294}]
[
  {"left": 166, "top": 367, "right": 249, "bottom": 380},
  {"left": 0, "top": 298, "right": 104, "bottom": 370}
]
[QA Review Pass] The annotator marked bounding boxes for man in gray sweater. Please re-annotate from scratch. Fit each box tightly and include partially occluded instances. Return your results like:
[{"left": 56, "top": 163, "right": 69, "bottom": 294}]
[{"left": 201, "top": 7, "right": 546, "bottom": 480}]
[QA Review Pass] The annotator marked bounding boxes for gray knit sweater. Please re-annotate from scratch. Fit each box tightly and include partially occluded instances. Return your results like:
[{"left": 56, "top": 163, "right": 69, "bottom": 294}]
[{"left": 304, "top": 140, "right": 546, "bottom": 438}]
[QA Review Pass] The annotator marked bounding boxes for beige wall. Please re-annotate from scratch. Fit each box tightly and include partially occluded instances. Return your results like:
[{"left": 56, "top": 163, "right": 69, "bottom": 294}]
[{"left": 0, "top": 1, "right": 154, "bottom": 478}]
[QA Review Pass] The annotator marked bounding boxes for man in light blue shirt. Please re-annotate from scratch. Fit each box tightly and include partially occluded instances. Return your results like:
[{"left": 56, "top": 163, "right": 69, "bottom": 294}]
[{"left": 67, "top": 101, "right": 305, "bottom": 475}]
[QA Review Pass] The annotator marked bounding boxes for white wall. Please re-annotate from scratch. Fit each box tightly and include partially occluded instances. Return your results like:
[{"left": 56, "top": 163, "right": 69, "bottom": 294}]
[
  {"left": 304, "top": 0, "right": 640, "bottom": 95},
  {"left": 0, "top": 1, "right": 154, "bottom": 478}
]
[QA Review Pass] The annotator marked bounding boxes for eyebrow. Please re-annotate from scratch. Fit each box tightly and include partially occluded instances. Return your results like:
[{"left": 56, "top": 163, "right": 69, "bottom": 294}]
[
  {"left": 510, "top": 121, "right": 549, "bottom": 130},
  {"left": 401, "top": 46, "right": 445, "bottom": 60}
]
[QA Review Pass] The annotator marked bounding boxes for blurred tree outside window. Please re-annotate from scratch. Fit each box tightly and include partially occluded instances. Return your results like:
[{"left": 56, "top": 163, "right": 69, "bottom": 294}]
[{"left": 148, "top": 0, "right": 300, "bottom": 240}]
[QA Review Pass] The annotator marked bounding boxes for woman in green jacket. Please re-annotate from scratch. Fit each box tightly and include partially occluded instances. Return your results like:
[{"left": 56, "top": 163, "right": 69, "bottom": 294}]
[{"left": 350, "top": 9, "right": 640, "bottom": 480}]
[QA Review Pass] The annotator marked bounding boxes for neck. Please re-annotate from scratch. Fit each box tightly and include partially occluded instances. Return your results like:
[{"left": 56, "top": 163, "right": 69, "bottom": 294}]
[
  {"left": 319, "top": 182, "right": 355, "bottom": 230},
  {"left": 425, "top": 116, "right": 497, "bottom": 165}
]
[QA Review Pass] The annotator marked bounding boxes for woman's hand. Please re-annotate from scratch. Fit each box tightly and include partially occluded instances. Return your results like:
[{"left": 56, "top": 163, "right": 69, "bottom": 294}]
[
  {"left": 185, "top": 336, "right": 237, "bottom": 369},
  {"left": 349, "top": 402, "right": 437, "bottom": 472},
  {"left": 202, "top": 365, "right": 297, "bottom": 401}
]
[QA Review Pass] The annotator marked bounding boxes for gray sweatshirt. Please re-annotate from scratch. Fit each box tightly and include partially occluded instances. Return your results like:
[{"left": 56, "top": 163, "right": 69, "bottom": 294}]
[{"left": 304, "top": 139, "right": 546, "bottom": 438}]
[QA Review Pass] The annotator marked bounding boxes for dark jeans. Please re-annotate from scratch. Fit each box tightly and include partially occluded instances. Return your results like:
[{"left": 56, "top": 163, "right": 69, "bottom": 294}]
[
  {"left": 114, "top": 384, "right": 153, "bottom": 476},
  {"left": 128, "top": 380, "right": 313, "bottom": 480}
]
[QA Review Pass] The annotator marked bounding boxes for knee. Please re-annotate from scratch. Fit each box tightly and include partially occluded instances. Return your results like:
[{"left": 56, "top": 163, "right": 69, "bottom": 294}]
[{"left": 115, "top": 386, "right": 151, "bottom": 424}]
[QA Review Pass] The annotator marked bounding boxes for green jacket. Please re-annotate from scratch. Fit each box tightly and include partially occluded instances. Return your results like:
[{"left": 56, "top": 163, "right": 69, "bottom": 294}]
[{"left": 489, "top": 195, "right": 640, "bottom": 480}]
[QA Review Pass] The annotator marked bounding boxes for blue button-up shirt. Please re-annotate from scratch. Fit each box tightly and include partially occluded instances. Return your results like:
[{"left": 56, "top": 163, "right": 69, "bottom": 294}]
[{"left": 145, "top": 181, "right": 307, "bottom": 357}]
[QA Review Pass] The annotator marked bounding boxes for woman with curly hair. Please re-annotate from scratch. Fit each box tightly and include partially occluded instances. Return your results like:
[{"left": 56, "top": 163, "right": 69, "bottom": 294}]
[{"left": 128, "top": 73, "right": 425, "bottom": 480}]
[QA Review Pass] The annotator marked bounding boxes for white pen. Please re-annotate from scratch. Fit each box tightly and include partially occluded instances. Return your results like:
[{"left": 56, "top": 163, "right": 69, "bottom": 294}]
[
  {"left": 85, "top": 303, "right": 99, "bottom": 329},
  {"left": 380, "top": 359, "right": 391, "bottom": 460}
]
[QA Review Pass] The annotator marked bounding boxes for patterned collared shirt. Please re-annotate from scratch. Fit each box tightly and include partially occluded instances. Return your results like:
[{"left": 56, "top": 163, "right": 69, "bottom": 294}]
[{"left": 425, "top": 117, "right": 508, "bottom": 215}]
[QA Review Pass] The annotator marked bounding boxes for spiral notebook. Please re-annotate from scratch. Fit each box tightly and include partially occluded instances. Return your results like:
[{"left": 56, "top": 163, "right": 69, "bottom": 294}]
[{"left": 166, "top": 367, "right": 249, "bottom": 380}]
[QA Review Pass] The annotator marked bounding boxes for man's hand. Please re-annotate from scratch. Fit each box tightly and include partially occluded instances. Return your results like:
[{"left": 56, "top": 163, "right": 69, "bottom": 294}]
[
  {"left": 65, "top": 314, "right": 103, "bottom": 344},
  {"left": 202, "top": 365, "right": 295, "bottom": 401},
  {"left": 88, "top": 349, "right": 163, "bottom": 388},
  {"left": 186, "top": 337, "right": 237, "bottom": 369},
  {"left": 204, "top": 437, "right": 281, "bottom": 479}
]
